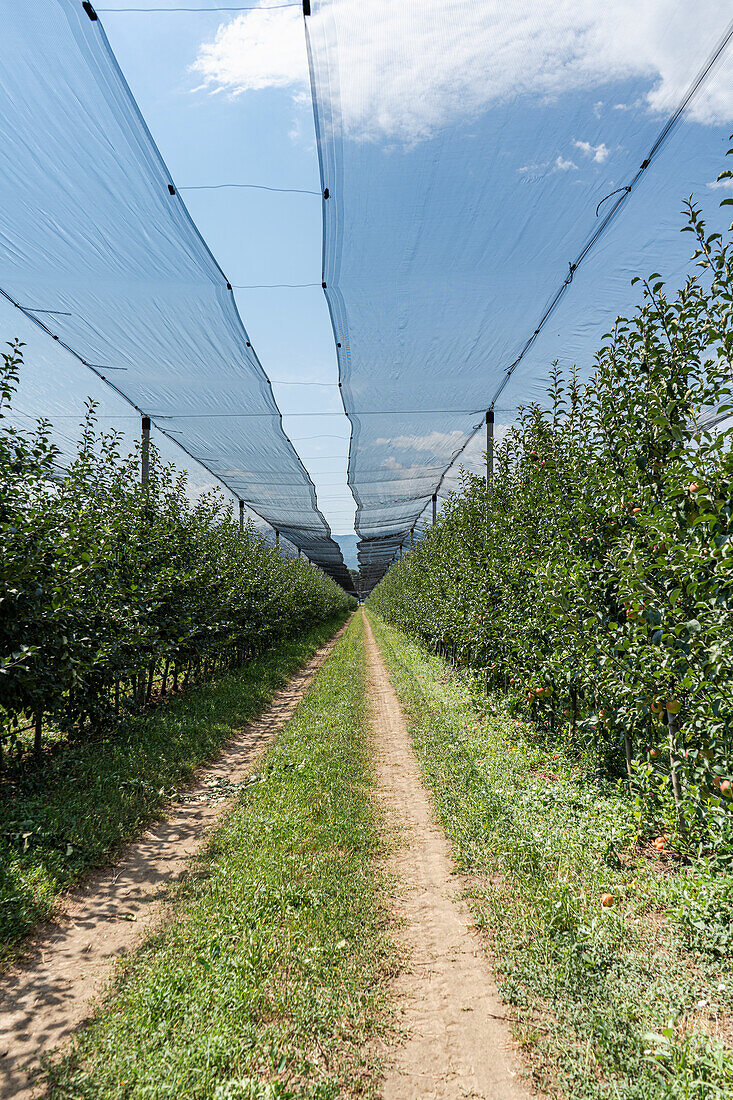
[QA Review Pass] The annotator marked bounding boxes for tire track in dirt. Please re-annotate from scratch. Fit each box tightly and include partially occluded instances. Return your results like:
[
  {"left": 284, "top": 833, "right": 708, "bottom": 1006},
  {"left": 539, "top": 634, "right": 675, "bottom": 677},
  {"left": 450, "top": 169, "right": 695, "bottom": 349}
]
[
  {"left": 0, "top": 621, "right": 349, "bottom": 1100},
  {"left": 364, "top": 614, "right": 528, "bottom": 1099}
]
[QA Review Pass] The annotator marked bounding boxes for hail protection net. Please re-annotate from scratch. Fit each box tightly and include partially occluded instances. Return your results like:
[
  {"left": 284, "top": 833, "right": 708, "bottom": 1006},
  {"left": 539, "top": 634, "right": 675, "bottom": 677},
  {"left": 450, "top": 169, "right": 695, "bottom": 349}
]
[
  {"left": 0, "top": 0, "right": 352, "bottom": 590},
  {"left": 305, "top": 0, "right": 733, "bottom": 591}
]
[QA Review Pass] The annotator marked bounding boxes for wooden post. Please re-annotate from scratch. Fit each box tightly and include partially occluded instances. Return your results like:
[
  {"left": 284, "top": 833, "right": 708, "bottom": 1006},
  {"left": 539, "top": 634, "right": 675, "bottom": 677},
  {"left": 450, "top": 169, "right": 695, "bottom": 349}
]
[
  {"left": 432, "top": 493, "right": 437, "bottom": 525},
  {"left": 238, "top": 500, "right": 244, "bottom": 531},
  {"left": 486, "top": 409, "right": 494, "bottom": 486},
  {"left": 141, "top": 415, "right": 151, "bottom": 487},
  {"left": 275, "top": 529, "right": 280, "bottom": 547},
  {"left": 410, "top": 527, "right": 414, "bottom": 547}
]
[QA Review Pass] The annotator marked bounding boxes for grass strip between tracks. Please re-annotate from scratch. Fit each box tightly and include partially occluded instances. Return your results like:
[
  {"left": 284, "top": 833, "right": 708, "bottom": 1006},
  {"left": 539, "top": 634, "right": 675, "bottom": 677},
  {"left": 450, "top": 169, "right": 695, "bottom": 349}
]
[
  {"left": 368, "top": 611, "right": 733, "bottom": 1100},
  {"left": 1, "top": 613, "right": 350, "bottom": 965},
  {"left": 44, "top": 610, "right": 392, "bottom": 1100}
]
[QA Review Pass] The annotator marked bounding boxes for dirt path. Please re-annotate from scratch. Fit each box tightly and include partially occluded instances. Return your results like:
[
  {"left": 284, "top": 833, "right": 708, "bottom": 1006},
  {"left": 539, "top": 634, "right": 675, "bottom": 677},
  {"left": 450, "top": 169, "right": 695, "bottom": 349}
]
[
  {"left": 364, "top": 615, "right": 528, "bottom": 1099},
  {"left": 0, "top": 624, "right": 348, "bottom": 1100}
]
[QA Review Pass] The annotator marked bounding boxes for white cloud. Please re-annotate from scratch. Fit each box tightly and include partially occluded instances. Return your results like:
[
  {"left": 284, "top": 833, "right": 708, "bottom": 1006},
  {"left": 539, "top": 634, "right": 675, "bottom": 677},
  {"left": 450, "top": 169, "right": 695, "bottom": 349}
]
[
  {"left": 708, "top": 176, "right": 733, "bottom": 190},
  {"left": 574, "top": 139, "right": 610, "bottom": 162},
  {"left": 382, "top": 456, "right": 425, "bottom": 473},
  {"left": 520, "top": 150, "right": 594, "bottom": 177},
  {"left": 193, "top": 1, "right": 308, "bottom": 94},
  {"left": 376, "top": 430, "right": 467, "bottom": 453},
  {"left": 193, "top": 0, "right": 733, "bottom": 144}
]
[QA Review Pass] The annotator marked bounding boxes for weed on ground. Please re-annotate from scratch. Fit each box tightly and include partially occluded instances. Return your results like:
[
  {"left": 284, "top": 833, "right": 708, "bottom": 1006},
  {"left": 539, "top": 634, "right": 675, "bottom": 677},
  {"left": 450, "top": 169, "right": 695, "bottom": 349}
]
[{"left": 368, "top": 612, "right": 733, "bottom": 1099}]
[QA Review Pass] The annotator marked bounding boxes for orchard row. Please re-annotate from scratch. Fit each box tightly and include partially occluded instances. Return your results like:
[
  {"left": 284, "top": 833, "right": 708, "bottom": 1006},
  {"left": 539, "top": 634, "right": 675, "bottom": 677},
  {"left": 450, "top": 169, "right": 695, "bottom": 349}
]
[{"left": 0, "top": 342, "right": 354, "bottom": 763}]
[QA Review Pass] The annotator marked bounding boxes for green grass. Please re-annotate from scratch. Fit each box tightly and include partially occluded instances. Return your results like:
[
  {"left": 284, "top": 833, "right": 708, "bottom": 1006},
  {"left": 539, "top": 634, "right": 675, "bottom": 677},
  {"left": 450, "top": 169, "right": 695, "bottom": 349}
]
[
  {"left": 367, "top": 611, "right": 733, "bottom": 1099},
  {"left": 0, "top": 613, "right": 349, "bottom": 965},
  {"left": 43, "top": 610, "right": 392, "bottom": 1100}
]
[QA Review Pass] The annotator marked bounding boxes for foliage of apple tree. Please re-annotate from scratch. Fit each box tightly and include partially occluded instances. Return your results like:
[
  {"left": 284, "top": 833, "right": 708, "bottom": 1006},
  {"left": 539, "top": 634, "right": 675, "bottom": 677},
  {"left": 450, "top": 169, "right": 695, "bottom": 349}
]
[
  {"left": 0, "top": 342, "right": 354, "bottom": 763},
  {"left": 369, "top": 164, "right": 733, "bottom": 852}
]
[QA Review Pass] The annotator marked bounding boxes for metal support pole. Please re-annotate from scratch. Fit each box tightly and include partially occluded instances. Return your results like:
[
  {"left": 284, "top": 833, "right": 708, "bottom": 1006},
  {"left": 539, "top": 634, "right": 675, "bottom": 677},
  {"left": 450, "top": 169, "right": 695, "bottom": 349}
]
[
  {"left": 238, "top": 500, "right": 244, "bottom": 532},
  {"left": 432, "top": 493, "right": 437, "bottom": 525},
  {"left": 485, "top": 408, "right": 494, "bottom": 486},
  {"left": 141, "top": 415, "right": 150, "bottom": 487}
]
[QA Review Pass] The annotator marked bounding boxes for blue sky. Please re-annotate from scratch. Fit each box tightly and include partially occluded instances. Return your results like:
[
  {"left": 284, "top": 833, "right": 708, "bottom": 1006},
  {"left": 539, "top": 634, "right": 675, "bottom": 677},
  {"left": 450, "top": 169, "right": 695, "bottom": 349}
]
[{"left": 4, "top": 0, "right": 733, "bottom": 562}]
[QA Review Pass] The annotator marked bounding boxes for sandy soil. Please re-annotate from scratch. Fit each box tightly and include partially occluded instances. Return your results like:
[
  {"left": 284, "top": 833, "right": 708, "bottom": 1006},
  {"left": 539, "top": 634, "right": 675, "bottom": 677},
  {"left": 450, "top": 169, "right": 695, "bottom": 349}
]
[
  {"left": 364, "top": 615, "right": 529, "bottom": 1099},
  {"left": 0, "top": 624, "right": 347, "bottom": 1100}
]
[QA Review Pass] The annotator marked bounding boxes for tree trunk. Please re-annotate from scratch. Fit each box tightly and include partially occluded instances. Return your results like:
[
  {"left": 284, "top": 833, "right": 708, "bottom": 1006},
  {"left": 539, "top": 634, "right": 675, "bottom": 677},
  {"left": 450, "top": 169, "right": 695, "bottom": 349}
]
[
  {"left": 623, "top": 729, "right": 633, "bottom": 793},
  {"left": 668, "top": 711, "right": 687, "bottom": 841}
]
